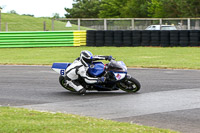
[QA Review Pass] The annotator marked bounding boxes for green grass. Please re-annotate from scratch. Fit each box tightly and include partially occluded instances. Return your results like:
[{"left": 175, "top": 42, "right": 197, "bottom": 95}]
[
  {"left": 0, "top": 107, "right": 178, "bottom": 133},
  {"left": 0, "top": 47, "right": 199, "bottom": 69},
  {"left": 1, "top": 13, "right": 91, "bottom": 31}
]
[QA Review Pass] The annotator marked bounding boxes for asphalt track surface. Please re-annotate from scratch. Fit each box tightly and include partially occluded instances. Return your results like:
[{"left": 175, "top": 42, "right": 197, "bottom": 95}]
[{"left": 0, "top": 65, "right": 200, "bottom": 133}]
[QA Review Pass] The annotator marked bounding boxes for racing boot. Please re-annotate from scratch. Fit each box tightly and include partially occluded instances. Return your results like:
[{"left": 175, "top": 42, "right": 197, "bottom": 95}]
[{"left": 78, "top": 88, "right": 86, "bottom": 95}]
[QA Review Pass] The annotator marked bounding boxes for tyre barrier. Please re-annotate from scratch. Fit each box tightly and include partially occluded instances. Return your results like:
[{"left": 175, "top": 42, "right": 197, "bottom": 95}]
[
  {"left": 86, "top": 30, "right": 200, "bottom": 47},
  {"left": 170, "top": 30, "right": 179, "bottom": 47},
  {"left": 86, "top": 30, "right": 96, "bottom": 46},
  {"left": 141, "top": 30, "right": 151, "bottom": 46},
  {"left": 189, "top": 30, "right": 199, "bottom": 47},
  {"left": 1, "top": 30, "right": 199, "bottom": 48},
  {"left": 104, "top": 30, "right": 114, "bottom": 46},
  {"left": 96, "top": 30, "right": 104, "bottom": 47},
  {"left": 132, "top": 30, "right": 141, "bottom": 46},
  {"left": 123, "top": 30, "right": 132, "bottom": 46},
  {"left": 179, "top": 30, "right": 189, "bottom": 47},
  {"left": 113, "top": 30, "right": 123, "bottom": 47},
  {"left": 150, "top": 30, "right": 160, "bottom": 46},
  {"left": 160, "top": 31, "right": 170, "bottom": 47}
]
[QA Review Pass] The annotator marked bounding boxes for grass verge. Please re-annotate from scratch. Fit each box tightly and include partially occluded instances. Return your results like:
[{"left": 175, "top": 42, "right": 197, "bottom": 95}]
[
  {"left": 0, "top": 107, "right": 178, "bottom": 133},
  {"left": 0, "top": 47, "right": 199, "bottom": 69},
  {"left": 1, "top": 13, "right": 92, "bottom": 31}
]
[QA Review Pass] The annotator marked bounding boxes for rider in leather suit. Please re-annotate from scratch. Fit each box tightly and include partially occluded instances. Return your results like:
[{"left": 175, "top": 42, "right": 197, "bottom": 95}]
[{"left": 65, "top": 50, "right": 112, "bottom": 94}]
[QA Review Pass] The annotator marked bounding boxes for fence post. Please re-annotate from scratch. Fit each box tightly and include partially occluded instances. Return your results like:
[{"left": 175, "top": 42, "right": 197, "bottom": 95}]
[
  {"left": 159, "top": 18, "right": 162, "bottom": 25},
  {"left": 52, "top": 19, "right": 54, "bottom": 31},
  {"left": 5, "top": 22, "right": 8, "bottom": 31},
  {"left": 104, "top": 19, "right": 107, "bottom": 30},
  {"left": 78, "top": 19, "right": 80, "bottom": 30},
  {"left": 132, "top": 18, "right": 135, "bottom": 30},
  {"left": 43, "top": 21, "right": 46, "bottom": 31},
  {"left": 187, "top": 18, "right": 190, "bottom": 30},
  {"left": 195, "top": 19, "right": 200, "bottom": 30},
  {"left": 159, "top": 19, "right": 162, "bottom": 30}
]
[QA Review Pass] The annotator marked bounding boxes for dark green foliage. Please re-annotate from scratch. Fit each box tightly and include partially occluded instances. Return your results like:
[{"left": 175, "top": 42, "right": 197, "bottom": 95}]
[
  {"left": 147, "top": 0, "right": 200, "bottom": 18},
  {"left": 65, "top": 0, "right": 102, "bottom": 18},
  {"left": 99, "top": 0, "right": 127, "bottom": 18},
  {"left": 121, "top": 0, "right": 150, "bottom": 18},
  {"left": 65, "top": 0, "right": 200, "bottom": 18}
]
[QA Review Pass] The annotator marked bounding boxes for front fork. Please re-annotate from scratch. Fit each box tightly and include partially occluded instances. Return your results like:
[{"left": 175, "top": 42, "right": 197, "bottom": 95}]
[{"left": 126, "top": 74, "right": 132, "bottom": 80}]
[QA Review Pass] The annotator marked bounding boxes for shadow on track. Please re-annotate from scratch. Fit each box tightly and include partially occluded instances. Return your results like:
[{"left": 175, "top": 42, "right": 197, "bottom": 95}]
[{"left": 51, "top": 90, "right": 141, "bottom": 97}]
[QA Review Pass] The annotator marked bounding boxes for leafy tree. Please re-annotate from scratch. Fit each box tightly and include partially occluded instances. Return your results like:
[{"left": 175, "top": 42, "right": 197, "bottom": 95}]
[
  {"left": 147, "top": 0, "right": 180, "bottom": 18},
  {"left": 8, "top": 10, "right": 18, "bottom": 14},
  {"left": 121, "top": 0, "right": 150, "bottom": 18},
  {"left": 147, "top": 0, "right": 163, "bottom": 18},
  {"left": 52, "top": 13, "right": 60, "bottom": 19},
  {"left": 147, "top": 0, "right": 200, "bottom": 18},
  {"left": 98, "top": 0, "right": 127, "bottom": 18},
  {"left": 176, "top": 0, "right": 200, "bottom": 17},
  {"left": 65, "top": 0, "right": 200, "bottom": 18},
  {"left": 65, "top": 0, "right": 102, "bottom": 18},
  {"left": 22, "top": 14, "right": 34, "bottom": 17},
  {"left": 99, "top": 0, "right": 150, "bottom": 18}
]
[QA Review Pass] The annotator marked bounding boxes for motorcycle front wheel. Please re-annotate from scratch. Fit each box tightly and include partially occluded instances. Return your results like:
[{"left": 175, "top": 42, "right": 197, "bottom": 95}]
[
  {"left": 117, "top": 77, "right": 141, "bottom": 93},
  {"left": 59, "top": 76, "right": 76, "bottom": 92}
]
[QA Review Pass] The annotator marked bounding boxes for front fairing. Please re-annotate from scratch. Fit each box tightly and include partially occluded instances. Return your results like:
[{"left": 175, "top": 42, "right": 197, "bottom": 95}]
[
  {"left": 106, "top": 60, "right": 127, "bottom": 81},
  {"left": 106, "top": 60, "right": 127, "bottom": 73}
]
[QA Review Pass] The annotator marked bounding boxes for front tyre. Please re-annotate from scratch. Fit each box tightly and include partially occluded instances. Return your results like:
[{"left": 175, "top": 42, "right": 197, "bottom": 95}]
[
  {"left": 117, "top": 77, "right": 141, "bottom": 93},
  {"left": 59, "top": 76, "right": 76, "bottom": 92}
]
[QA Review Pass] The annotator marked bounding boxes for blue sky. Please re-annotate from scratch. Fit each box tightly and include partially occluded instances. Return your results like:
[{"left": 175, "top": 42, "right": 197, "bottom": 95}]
[{"left": 0, "top": 0, "right": 74, "bottom": 17}]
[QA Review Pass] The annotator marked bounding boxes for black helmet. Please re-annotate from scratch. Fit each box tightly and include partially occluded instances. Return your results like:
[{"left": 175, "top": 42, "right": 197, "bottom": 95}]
[{"left": 80, "top": 50, "right": 93, "bottom": 65}]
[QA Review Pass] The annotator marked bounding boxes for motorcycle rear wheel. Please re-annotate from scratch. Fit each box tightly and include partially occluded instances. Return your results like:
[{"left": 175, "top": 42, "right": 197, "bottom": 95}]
[
  {"left": 59, "top": 76, "right": 76, "bottom": 92},
  {"left": 117, "top": 77, "right": 141, "bottom": 93}
]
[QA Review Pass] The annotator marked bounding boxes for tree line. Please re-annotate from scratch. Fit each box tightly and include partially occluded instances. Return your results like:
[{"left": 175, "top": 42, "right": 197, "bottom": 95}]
[{"left": 65, "top": 0, "right": 200, "bottom": 18}]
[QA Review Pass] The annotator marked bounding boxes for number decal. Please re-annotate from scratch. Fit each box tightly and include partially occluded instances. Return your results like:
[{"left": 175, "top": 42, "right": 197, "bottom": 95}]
[{"left": 60, "top": 70, "right": 65, "bottom": 76}]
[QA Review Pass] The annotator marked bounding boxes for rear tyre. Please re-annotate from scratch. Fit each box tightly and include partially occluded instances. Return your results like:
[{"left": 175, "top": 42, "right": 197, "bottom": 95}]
[
  {"left": 59, "top": 76, "right": 76, "bottom": 92},
  {"left": 117, "top": 77, "right": 141, "bottom": 93}
]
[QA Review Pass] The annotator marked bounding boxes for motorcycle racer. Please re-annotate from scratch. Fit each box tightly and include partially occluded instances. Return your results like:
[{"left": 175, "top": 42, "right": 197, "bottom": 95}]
[{"left": 64, "top": 50, "right": 112, "bottom": 94}]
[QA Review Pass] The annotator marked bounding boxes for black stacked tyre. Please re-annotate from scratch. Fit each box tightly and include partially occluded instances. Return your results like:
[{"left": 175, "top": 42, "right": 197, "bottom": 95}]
[
  {"left": 189, "top": 30, "right": 199, "bottom": 47},
  {"left": 150, "top": 30, "right": 160, "bottom": 46},
  {"left": 170, "top": 30, "right": 179, "bottom": 47},
  {"left": 132, "top": 30, "right": 141, "bottom": 46},
  {"left": 113, "top": 30, "right": 123, "bottom": 47},
  {"left": 179, "top": 30, "right": 189, "bottom": 47},
  {"left": 96, "top": 30, "right": 104, "bottom": 46},
  {"left": 122, "top": 30, "right": 132, "bottom": 46},
  {"left": 160, "top": 31, "right": 170, "bottom": 47},
  {"left": 141, "top": 30, "right": 151, "bottom": 46},
  {"left": 87, "top": 30, "right": 198, "bottom": 47},
  {"left": 86, "top": 30, "right": 96, "bottom": 46},
  {"left": 104, "top": 30, "right": 114, "bottom": 46}
]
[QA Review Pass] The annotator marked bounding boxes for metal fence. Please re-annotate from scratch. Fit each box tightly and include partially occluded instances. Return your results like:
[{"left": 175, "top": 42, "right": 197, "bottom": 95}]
[
  {"left": 0, "top": 21, "right": 52, "bottom": 32},
  {"left": 1, "top": 18, "right": 200, "bottom": 31},
  {"left": 55, "top": 18, "right": 200, "bottom": 31}
]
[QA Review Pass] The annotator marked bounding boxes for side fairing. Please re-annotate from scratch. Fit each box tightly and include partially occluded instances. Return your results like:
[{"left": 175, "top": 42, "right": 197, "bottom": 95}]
[{"left": 52, "top": 63, "right": 71, "bottom": 76}]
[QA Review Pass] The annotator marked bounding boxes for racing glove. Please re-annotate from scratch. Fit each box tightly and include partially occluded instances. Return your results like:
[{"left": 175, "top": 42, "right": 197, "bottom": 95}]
[{"left": 105, "top": 56, "right": 113, "bottom": 61}]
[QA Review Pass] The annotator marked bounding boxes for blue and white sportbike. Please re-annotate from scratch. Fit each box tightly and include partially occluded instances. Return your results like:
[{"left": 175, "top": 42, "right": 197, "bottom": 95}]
[{"left": 52, "top": 59, "right": 141, "bottom": 93}]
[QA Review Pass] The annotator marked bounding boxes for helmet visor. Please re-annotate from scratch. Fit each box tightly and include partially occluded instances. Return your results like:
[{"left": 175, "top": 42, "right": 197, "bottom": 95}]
[{"left": 83, "top": 56, "right": 93, "bottom": 64}]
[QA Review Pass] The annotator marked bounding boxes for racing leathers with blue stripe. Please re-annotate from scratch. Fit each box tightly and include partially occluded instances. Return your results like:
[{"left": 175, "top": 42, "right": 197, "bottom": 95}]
[{"left": 65, "top": 56, "right": 109, "bottom": 92}]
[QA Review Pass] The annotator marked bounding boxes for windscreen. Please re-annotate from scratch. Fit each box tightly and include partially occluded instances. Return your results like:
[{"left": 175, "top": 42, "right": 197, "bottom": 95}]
[{"left": 108, "top": 60, "right": 124, "bottom": 70}]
